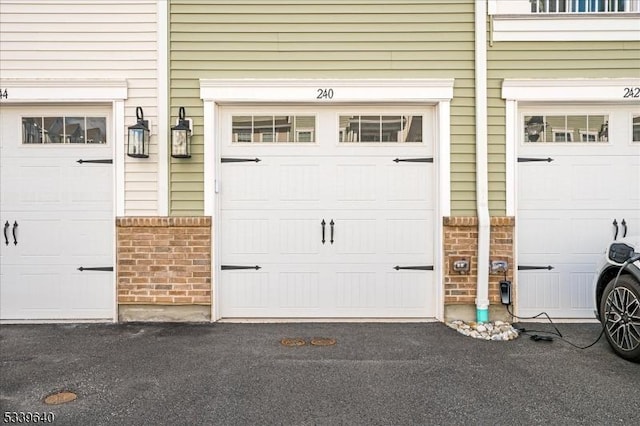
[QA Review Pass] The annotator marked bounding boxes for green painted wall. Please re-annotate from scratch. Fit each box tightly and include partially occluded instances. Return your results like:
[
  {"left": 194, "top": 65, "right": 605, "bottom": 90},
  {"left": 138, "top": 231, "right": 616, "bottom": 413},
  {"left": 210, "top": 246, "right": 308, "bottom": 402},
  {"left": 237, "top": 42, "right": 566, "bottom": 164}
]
[
  {"left": 169, "top": 0, "right": 477, "bottom": 216},
  {"left": 487, "top": 39, "right": 640, "bottom": 215}
]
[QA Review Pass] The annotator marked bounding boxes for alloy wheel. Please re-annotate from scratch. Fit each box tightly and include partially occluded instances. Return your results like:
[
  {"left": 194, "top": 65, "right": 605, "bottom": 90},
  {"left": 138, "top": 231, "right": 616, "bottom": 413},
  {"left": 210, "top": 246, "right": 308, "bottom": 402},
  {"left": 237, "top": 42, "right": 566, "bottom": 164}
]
[{"left": 604, "top": 286, "right": 640, "bottom": 352}]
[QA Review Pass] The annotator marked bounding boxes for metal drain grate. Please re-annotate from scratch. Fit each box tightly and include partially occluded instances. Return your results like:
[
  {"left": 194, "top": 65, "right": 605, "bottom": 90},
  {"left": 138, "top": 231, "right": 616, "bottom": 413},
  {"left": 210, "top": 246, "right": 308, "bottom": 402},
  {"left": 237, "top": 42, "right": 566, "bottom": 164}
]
[
  {"left": 280, "top": 338, "right": 306, "bottom": 347},
  {"left": 44, "top": 390, "right": 77, "bottom": 405},
  {"left": 310, "top": 337, "right": 337, "bottom": 346}
]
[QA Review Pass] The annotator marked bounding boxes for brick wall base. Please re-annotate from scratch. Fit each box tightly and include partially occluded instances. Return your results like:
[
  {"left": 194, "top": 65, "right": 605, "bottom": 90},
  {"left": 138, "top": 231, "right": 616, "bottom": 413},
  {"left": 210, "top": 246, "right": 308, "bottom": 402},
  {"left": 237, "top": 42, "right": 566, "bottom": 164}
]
[
  {"left": 116, "top": 217, "right": 212, "bottom": 322},
  {"left": 443, "top": 216, "right": 515, "bottom": 322}
]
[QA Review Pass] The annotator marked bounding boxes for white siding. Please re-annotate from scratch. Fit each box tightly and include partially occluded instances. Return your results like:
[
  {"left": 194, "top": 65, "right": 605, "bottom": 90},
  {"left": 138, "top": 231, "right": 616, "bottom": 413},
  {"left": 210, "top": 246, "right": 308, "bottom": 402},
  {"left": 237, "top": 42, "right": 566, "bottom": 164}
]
[{"left": 0, "top": 0, "right": 160, "bottom": 215}]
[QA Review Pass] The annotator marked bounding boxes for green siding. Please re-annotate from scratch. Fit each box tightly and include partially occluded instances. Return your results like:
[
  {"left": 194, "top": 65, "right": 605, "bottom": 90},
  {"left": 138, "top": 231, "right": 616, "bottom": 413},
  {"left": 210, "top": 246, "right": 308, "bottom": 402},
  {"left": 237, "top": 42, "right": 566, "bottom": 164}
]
[
  {"left": 169, "top": 0, "right": 477, "bottom": 216},
  {"left": 488, "top": 40, "right": 640, "bottom": 215}
]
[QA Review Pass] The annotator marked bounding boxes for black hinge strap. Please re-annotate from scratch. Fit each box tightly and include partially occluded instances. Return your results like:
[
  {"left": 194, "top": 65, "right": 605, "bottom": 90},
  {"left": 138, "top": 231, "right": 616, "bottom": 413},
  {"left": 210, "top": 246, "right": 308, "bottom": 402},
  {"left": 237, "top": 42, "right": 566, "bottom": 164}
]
[
  {"left": 393, "top": 158, "right": 433, "bottom": 163},
  {"left": 78, "top": 266, "right": 114, "bottom": 272},
  {"left": 517, "top": 157, "right": 553, "bottom": 163},
  {"left": 393, "top": 265, "right": 434, "bottom": 271},
  {"left": 77, "top": 159, "right": 113, "bottom": 164},
  {"left": 221, "top": 158, "right": 261, "bottom": 163},
  {"left": 221, "top": 265, "right": 261, "bottom": 270},
  {"left": 517, "top": 265, "right": 554, "bottom": 271}
]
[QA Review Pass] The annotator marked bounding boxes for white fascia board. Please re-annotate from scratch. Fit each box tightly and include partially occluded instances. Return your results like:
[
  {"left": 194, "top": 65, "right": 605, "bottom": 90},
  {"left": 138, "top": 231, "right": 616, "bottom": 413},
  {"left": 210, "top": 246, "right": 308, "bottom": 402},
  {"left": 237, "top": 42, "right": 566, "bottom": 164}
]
[
  {"left": 502, "top": 79, "right": 640, "bottom": 102},
  {"left": 200, "top": 79, "right": 454, "bottom": 103},
  {"left": 0, "top": 79, "right": 128, "bottom": 102},
  {"left": 492, "top": 16, "right": 640, "bottom": 41}
]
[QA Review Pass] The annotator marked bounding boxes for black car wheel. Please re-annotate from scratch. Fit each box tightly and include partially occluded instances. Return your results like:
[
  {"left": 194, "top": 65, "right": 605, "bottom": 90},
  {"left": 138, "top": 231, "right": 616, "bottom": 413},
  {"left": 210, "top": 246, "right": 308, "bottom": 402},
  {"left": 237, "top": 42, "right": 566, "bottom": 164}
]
[{"left": 600, "top": 275, "right": 640, "bottom": 363}]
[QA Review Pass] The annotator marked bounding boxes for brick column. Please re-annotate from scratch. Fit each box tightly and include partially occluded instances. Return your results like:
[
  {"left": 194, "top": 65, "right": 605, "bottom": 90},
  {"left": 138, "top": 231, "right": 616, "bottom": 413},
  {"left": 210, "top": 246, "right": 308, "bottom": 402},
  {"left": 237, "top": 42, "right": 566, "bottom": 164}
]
[
  {"left": 443, "top": 216, "right": 515, "bottom": 321},
  {"left": 116, "top": 217, "right": 211, "bottom": 321}
]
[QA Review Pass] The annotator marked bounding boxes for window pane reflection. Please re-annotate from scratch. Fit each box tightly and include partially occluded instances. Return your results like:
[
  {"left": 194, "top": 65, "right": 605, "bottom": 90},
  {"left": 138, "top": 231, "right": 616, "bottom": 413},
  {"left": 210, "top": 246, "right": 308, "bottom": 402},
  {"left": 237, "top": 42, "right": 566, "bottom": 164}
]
[
  {"left": 22, "top": 117, "right": 43, "bottom": 144},
  {"left": 232, "top": 115, "right": 316, "bottom": 143},
  {"left": 22, "top": 115, "right": 107, "bottom": 145},
  {"left": 339, "top": 115, "right": 422, "bottom": 143},
  {"left": 294, "top": 116, "right": 315, "bottom": 142},
  {"left": 87, "top": 117, "right": 107, "bottom": 143},
  {"left": 43, "top": 117, "right": 64, "bottom": 143},
  {"left": 253, "top": 116, "right": 273, "bottom": 143},
  {"left": 66, "top": 117, "right": 85, "bottom": 143},
  {"left": 524, "top": 114, "right": 609, "bottom": 143}
]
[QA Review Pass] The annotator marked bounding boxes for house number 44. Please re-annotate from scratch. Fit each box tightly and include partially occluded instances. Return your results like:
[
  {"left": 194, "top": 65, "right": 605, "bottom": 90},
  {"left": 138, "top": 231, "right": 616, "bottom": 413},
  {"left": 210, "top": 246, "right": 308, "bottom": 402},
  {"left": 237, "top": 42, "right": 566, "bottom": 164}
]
[{"left": 0, "top": 89, "right": 8, "bottom": 100}]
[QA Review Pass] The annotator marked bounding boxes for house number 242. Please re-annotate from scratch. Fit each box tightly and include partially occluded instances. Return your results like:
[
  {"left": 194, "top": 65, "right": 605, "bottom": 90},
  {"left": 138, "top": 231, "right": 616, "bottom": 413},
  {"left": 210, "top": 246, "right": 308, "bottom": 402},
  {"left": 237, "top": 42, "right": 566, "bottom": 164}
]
[
  {"left": 623, "top": 87, "right": 640, "bottom": 98},
  {"left": 316, "top": 88, "right": 334, "bottom": 99}
]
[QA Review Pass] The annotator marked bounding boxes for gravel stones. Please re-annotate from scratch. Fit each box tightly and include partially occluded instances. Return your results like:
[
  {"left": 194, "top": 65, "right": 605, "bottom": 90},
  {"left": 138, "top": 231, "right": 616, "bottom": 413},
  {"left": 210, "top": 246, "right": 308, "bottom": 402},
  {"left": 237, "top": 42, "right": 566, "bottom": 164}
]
[{"left": 447, "top": 320, "right": 519, "bottom": 341}]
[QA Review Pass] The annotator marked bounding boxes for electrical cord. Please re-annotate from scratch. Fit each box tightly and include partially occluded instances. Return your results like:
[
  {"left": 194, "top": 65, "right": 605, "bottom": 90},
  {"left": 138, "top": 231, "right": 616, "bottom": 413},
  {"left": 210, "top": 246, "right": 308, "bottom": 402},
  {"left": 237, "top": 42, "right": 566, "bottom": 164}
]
[{"left": 505, "top": 252, "right": 640, "bottom": 350}]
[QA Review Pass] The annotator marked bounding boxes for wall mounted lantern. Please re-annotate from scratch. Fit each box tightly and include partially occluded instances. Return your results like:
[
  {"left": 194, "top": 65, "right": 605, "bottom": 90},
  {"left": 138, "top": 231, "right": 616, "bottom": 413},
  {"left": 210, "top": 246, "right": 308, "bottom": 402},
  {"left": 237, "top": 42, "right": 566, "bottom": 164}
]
[
  {"left": 171, "top": 107, "right": 191, "bottom": 158},
  {"left": 127, "top": 106, "right": 149, "bottom": 158}
]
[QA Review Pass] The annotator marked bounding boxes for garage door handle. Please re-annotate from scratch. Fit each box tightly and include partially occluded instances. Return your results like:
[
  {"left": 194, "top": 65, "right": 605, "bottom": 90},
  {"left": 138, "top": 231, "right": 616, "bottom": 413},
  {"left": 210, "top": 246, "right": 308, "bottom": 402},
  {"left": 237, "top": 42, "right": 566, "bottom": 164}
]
[
  {"left": 12, "top": 221, "right": 18, "bottom": 245},
  {"left": 613, "top": 219, "right": 619, "bottom": 240},
  {"left": 621, "top": 219, "right": 627, "bottom": 238},
  {"left": 321, "top": 219, "right": 326, "bottom": 244},
  {"left": 3, "top": 221, "right": 9, "bottom": 246},
  {"left": 330, "top": 220, "right": 335, "bottom": 244}
]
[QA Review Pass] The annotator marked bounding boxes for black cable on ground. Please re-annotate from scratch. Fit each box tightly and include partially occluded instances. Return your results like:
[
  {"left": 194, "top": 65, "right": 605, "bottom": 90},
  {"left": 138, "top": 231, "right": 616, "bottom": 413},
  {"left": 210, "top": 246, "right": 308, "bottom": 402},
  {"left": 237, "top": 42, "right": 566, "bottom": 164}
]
[{"left": 505, "top": 254, "right": 639, "bottom": 350}]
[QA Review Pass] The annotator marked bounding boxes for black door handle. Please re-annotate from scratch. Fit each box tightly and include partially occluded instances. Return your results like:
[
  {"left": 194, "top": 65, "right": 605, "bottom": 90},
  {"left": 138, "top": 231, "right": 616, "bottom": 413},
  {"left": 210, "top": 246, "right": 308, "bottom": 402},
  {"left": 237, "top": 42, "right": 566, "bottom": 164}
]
[
  {"left": 12, "top": 221, "right": 18, "bottom": 245},
  {"left": 621, "top": 219, "right": 627, "bottom": 238},
  {"left": 321, "top": 219, "right": 326, "bottom": 244},
  {"left": 3, "top": 221, "right": 8, "bottom": 246},
  {"left": 613, "top": 219, "right": 618, "bottom": 240},
  {"left": 330, "top": 220, "right": 335, "bottom": 245}
]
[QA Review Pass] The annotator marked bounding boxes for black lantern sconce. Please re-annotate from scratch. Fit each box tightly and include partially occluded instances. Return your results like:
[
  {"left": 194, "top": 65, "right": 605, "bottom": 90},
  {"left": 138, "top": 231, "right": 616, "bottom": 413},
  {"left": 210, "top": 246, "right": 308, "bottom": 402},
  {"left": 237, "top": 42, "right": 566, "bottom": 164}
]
[
  {"left": 127, "top": 107, "right": 150, "bottom": 158},
  {"left": 171, "top": 107, "right": 192, "bottom": 158}
]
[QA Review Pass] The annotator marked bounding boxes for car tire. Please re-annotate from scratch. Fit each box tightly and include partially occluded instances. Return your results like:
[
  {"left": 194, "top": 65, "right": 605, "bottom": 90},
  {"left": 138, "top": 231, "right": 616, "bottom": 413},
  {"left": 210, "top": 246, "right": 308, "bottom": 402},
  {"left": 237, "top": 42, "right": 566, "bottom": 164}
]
[{"left": 600, "top": 275, "right": 640, "bottom": 363}]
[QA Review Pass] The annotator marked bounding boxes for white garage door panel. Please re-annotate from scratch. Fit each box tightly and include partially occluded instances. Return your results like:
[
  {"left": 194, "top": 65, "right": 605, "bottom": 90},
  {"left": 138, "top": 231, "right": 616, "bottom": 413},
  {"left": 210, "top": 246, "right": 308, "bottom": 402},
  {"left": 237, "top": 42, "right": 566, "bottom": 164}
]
[
  {"left": 220, "top": 264, "right": 434, "bottom": 318},
  {"left": 0, "top": 265, "right": 113, "bottom": 320},
  {"left": 0, "top": 107, "right": 114, "bottom": 321},
  {"left": 519, "top": 155, "right": 633, "bottom": 210},
  {"left": 518, "top": 264, "right": 597, "bottom": 318},
  {"left": 517, "top": 108, "right": 640, "bottom": 318},
  {"left": 219, "top": 107, "right": 436, "bottom": 319}
]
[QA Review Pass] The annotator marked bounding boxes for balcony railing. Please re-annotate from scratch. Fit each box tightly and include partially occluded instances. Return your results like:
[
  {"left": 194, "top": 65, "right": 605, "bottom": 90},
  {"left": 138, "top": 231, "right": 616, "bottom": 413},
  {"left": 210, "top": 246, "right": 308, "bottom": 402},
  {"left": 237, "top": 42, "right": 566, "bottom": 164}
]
[{"left": 531, "top": 0, "right": 640, "bottom": 12}]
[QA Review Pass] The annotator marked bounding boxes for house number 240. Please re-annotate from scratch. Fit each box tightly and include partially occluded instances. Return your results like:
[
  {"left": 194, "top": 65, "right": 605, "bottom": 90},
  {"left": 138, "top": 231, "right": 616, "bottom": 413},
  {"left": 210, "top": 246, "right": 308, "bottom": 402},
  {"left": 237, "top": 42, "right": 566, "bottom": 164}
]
[{"left": 316, "top": 88, "right": 334, "bottom": 99}]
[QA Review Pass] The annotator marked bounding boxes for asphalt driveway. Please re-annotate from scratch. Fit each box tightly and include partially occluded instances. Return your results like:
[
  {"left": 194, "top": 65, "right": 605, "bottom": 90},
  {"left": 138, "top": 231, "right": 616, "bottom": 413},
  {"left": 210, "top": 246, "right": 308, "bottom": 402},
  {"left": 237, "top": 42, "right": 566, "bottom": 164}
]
[{"left": 1, "top": 322, "right": 638, "bottom": 425}]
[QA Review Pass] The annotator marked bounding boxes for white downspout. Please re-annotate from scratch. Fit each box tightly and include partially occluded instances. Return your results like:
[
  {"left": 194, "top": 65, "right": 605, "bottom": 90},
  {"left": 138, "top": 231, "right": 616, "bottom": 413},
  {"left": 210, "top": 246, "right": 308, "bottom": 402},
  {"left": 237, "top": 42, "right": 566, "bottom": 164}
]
[{"left": 475, "top": 0, "right": 491, "bottom": 322}]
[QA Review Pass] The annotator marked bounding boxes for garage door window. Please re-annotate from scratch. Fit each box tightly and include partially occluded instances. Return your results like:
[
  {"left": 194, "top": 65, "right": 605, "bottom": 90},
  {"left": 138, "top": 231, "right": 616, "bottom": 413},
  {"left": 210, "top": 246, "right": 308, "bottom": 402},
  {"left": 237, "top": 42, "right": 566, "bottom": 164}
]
[
  {"left": 339, "top": 115, "right": 423, "bottom": 143},
  {"left": 232, "top": 115, "right": 316, "bottom": 143},
  {"left": 524, "top": 114, "right": 608, "bottom": 143},
  {"left": 22, "top": 116, "right": 107, "bottom": 145}
]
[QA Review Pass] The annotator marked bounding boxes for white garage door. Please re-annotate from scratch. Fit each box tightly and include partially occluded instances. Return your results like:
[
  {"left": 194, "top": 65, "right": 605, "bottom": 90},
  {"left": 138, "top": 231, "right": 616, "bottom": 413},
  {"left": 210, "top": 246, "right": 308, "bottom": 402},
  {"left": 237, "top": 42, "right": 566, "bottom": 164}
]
[
  {"left": 0, "top": 106, "right": 114, "bottom": 321},
  {"left": 517, "top": 107, "right": 640, "bottom": 318},
  {"left": 218, "top": 106, "right": 436, "bottom": 319}
]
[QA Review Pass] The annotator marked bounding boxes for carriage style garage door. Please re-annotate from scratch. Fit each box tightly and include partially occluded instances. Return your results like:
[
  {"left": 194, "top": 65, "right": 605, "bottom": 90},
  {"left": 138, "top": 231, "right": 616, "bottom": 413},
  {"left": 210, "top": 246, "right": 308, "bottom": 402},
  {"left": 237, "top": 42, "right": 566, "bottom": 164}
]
[
  {"left": 0, "top": 106, "right": 114, "bottom": 321},
  {"left": 517, "top": 106, "right": 640, "bottom": 318},
  {"left": 218, "top": 106, "right": 437, "bottom": 319}
]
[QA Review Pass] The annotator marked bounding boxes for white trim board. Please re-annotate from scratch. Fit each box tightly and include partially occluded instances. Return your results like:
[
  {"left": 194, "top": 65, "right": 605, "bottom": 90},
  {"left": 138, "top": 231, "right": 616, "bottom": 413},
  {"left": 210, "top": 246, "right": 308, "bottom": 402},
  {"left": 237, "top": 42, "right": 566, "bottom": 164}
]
[
  {"left": 200, "top": 79, "right": 455, "bottom": 103},
  {"left": 502, "top": 79, "right": 640, "bottom": 102},
  {"left": 200, "top": 78, "right": 454, "bottom": 322},
  {"left": 492, "top": 16, "right": 640, "bottom": 41}
]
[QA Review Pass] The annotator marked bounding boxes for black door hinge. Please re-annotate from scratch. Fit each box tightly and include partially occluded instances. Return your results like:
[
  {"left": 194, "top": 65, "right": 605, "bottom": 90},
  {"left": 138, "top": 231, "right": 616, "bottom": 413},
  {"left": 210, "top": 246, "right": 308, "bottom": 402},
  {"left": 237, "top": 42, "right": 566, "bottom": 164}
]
[
  {"left": 393, "top": 265, "right": 434, "bottom": 271},
  {"left": 221, "top": 265, "right": 261, "bottom": 270}
]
